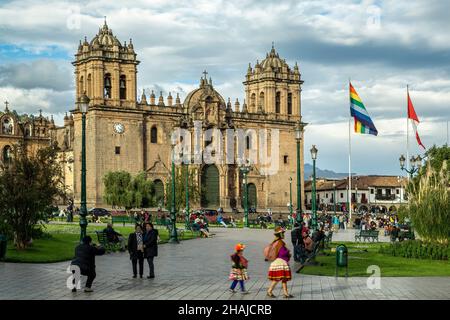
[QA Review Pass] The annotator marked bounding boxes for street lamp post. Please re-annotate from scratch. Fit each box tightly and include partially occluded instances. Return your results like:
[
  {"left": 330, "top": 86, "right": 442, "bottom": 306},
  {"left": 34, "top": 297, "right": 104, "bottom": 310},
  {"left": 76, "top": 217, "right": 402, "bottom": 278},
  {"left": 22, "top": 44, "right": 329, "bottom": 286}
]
[
  {"left": 310, "top": 145, "right": 318, "bottom": 231},
  {"left": 333, "top": 181, "right": 337, "bottom": 215},
  {"left": 289, "top": 177, "right": 293, "bottom": 217},
  {"left": 78, "top": 92, "right": 89, "bottom": 243},
  {"left": 295, "top": 121, "right": 304, "bottom": 224},
  {"left": 184, "top": 157, "right": 190, "bottom": 230},
  {"left": 240, "top": 161, "right": 252, "bottom": 228},
  {"left": 169, "top": 142, "right": 179, "bottom": 243},
  {"left": 399, "top": 154, "right": 422, "bottom": 179}
]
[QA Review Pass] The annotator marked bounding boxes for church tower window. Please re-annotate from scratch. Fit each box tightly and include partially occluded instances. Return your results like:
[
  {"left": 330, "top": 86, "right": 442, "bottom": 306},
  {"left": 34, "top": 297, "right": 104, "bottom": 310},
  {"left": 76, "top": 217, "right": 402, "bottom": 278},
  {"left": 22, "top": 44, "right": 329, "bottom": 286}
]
[
  {"left": 2, "top": 118, "right": 13, "bottom": 135},
  {"left": 120, "top": 75, "right": 126, "bottom": 100},
  {"left": 151, "top": 126, "right": 158, "bottom": 143},
  {"left": 275, "top": 91, "right": 281, "bottom": 113},
  {"left": 104, "top": 73, "right": 112, "bottom": 99},
  {"left": 287, "top": 93, "right": 292, "bottom": 115},
  {"left": 259, "top": 92, "right": 264, "bottom": 111}
]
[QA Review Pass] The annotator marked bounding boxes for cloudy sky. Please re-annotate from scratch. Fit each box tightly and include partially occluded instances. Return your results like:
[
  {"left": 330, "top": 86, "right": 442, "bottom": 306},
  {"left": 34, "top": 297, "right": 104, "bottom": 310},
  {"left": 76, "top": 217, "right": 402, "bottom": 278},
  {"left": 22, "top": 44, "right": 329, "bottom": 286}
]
[{"left": 0, "top": 0, "right": 449, "bottom": 175}]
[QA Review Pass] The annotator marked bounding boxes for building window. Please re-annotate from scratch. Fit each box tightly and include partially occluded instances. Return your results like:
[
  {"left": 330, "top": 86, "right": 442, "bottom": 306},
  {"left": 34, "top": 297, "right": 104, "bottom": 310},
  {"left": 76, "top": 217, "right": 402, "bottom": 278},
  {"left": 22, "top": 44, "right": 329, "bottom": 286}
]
[
  {"left": 283, "top": 155, "right": 288, "bottom": 164},
  {"left": 275, "top": 92, "right": 280, "bottom": 113},
  {"left": 79, "top": 76, "right": 84, "bottom": 95},
  {"left": 326, "top": 193, "right": 328, "bottom": 198},
  {"left": 2, "top": 117, "right": 13, "bottom": 134},
  {"left": 115, "top": 146, "right": 120, "bottom": 155},
  {"left": 340, "top": 192, "right": 344, "bottom": 198},
  {"left": 151, "top": 126, "right": 157, "bottom": 144},
  {"left": 251, "top": 93, "right": 256, "bottom": 109},
  {"left": 87, "top": 74, "right": 92, "bottom": 97},
  {"left": 2, "top": 145, "right": 12, "bottom": 164},
  {"left": 246, "top": 136, "right": 251, "bottom": 150},
  {"left": 104, "top": 73, "right": 112, "bottom": 98},
  {"left": 396, "top": 189, "right": 399, "bottom": 194},
  {"left": 371, "top": 189, "right": 374, "bottom": 194},
  {"left": 259, "top": 91, "right": 264, "bottom": 111},
  {"left": 119, "top": 75, "right": 126, "bottom": 100},
  {"left": 287, "top": 93, "right": 292, "bottom": 115}
]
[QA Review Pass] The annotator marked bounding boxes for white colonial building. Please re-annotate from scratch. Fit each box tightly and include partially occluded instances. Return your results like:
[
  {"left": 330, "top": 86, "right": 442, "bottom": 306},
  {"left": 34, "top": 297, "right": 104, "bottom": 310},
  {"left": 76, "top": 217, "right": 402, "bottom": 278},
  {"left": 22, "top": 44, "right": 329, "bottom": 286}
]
[{"left": 304, "top": 175, "right": 407, "bottom": 214}]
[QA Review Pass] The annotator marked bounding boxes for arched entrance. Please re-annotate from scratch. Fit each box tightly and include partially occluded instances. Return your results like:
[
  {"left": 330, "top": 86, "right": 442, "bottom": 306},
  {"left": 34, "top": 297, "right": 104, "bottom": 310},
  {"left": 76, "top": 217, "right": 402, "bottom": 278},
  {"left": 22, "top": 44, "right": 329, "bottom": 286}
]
[
  {"left": 201, "top": 165, "right": 220, "bottom": 208},
  {"left": 248, "top": 183, "right": 257, "bottom": 208},
  {"left": 153, "top": 179, "right": 164, "bottom": 207}
]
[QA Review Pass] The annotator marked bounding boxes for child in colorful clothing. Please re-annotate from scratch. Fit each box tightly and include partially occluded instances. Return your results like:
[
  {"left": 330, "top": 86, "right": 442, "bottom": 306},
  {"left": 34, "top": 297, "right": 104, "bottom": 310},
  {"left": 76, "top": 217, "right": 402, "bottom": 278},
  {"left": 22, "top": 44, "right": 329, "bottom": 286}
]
[
  {"left": 229, "top": 243, "right": 250, "bottom": 294},
  {"left": 267, "top": 227, "right": 294, "bottom": 298}
]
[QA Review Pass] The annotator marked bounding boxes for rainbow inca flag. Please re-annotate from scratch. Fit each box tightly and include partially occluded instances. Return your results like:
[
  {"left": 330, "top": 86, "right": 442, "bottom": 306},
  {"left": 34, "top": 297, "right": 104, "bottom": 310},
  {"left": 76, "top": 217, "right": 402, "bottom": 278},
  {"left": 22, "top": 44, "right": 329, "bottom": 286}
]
[{"left": 350, "top": 82, "right": 378, "bottom": 135}]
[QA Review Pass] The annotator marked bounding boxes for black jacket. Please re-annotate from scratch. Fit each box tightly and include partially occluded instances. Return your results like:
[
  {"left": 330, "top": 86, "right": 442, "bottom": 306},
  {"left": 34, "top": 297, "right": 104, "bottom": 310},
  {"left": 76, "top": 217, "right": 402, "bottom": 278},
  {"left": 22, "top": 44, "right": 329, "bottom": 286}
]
[
  {"left": 71, "top": 243, "right": 105, "bottom": 273},
  {"left": 104, "top": 227, "right": 121, "bottom": 242},
  {"left": 143, "top": 229, "right": 158, "bottom": 258},
  {"left": 128, "top": 232, "right": 144, "bottom": 260},
  {"left": 291, "top": 227, "right": 304, "bottom": 247}
]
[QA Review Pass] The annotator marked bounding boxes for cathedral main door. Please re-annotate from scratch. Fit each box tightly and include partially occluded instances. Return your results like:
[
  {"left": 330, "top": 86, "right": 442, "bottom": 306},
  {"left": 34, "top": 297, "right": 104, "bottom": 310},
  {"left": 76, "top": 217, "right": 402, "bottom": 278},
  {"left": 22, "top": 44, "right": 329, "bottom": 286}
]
[{"left": 201, "top": 165, "right": 220, "bottom": 208}]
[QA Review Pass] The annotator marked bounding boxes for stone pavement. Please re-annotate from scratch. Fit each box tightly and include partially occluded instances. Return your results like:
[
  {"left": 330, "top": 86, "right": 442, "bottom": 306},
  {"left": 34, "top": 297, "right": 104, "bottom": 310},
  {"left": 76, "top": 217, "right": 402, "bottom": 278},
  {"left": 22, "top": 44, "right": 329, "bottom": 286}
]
[{"left": 0, "top": 228, "right": 448, "bottom": 300}]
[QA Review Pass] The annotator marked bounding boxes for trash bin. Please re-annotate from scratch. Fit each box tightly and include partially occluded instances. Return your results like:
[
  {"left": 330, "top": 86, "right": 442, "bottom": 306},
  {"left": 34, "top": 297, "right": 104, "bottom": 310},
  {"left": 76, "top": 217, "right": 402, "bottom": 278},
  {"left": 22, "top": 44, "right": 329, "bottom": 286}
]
[
  {"left": 335, "top": 244, "right": 348, "bottom": 277},
  {"left": 0, "top": 234, "right": 7, "bottom": 261}
]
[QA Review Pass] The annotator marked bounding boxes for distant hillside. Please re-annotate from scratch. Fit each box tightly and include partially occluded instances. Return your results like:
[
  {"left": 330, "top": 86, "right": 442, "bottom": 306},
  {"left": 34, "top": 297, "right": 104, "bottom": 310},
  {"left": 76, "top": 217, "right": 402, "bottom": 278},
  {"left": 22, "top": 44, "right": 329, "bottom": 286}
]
[{"left": 304, "top": 163, "right": 354, "bottom": 179}]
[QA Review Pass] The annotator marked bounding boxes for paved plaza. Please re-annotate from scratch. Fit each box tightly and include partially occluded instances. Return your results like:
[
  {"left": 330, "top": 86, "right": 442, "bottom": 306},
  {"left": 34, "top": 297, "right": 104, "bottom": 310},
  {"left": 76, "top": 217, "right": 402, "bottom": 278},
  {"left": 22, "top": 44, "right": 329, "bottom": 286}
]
[{"left": 0, "top": 228, "right": 449, "bottom": 300}]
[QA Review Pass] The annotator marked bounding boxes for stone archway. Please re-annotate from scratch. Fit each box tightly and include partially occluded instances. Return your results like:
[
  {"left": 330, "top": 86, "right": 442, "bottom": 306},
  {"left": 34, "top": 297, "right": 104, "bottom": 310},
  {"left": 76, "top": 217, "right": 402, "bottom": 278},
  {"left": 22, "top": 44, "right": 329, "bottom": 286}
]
[{"left": 201, "top": 165, "right": 220, "bottom": 208}]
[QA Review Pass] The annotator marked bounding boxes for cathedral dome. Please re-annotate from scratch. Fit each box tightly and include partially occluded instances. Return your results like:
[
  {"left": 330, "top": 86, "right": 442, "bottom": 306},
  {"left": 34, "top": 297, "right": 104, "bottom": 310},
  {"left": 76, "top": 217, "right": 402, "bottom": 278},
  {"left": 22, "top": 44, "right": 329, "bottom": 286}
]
[
  {"left": 183, "top": 75, "right": 226, "bottom": 112},
  {"left": 90, "top": 21, "right": 122, "bottom": 48},
  {"left": 260, "top": 45, "right": 289, "bottom": 71}
]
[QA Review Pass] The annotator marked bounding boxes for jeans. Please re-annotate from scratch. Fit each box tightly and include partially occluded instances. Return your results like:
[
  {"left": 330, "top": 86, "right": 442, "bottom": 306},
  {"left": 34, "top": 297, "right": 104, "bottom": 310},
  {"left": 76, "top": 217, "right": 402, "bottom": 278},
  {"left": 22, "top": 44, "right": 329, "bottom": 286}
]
[
  {"left": 230, "top": 280, "right": 245, "bottom": 291},
  {"left": 146, "top": 256, "right": 155, "bottom": 277}
]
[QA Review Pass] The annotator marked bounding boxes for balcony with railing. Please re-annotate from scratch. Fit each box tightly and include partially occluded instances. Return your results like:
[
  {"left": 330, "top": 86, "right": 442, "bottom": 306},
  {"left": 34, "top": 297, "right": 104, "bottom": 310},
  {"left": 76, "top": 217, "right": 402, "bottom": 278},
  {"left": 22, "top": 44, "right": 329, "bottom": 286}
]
[{"left": 375, "top": 194, "right": 396, "bottom": 201}]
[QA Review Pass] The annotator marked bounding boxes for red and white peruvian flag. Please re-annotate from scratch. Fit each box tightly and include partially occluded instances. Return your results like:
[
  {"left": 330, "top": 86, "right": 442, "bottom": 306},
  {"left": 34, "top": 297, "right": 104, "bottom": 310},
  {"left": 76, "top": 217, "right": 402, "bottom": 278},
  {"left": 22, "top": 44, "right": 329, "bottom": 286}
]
[{"left": 407, "top": 90, "right": 426, "bottom": 150}]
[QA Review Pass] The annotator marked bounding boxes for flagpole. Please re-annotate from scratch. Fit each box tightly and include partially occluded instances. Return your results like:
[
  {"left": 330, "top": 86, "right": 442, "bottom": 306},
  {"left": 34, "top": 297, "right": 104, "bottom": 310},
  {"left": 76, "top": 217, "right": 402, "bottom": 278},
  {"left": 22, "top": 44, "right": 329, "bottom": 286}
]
[
  {"left": 406, "top": 85, "right": 410, "bottom": 180},
  {"left": 348, "top": 79, "right": 352, "bottom": 225}
]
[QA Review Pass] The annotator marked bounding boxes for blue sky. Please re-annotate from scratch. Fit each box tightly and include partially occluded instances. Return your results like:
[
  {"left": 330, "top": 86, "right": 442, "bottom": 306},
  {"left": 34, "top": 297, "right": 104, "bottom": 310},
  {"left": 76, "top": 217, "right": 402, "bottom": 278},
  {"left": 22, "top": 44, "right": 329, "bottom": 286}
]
[{"left": 0, "top": 0, "right": 449, "bottom": 175}]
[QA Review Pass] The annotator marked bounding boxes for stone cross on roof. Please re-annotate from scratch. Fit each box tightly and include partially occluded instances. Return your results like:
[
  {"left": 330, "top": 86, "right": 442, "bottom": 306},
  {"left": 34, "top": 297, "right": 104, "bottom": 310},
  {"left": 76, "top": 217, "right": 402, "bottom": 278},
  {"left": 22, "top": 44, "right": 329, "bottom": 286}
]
[
  {"left": 4, "top": 100, "right": 9, "bottom": 110},
  {"left": 202, "top": 70, "right": 208, "bottom": 79}
]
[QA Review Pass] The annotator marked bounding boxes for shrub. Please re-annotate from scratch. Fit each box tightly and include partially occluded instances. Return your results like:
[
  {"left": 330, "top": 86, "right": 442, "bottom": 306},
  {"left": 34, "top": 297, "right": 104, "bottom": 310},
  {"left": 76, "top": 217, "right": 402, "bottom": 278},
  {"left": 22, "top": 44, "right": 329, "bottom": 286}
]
[{"left": 379, "top": 240, "right": 448, "bottom": 260}]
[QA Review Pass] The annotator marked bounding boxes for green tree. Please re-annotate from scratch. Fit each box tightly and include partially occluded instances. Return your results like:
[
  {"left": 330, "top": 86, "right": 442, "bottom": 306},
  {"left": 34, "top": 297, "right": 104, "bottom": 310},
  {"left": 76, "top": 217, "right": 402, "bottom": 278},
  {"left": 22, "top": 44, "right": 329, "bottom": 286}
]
[
  {"left": 103, "top": 171, "right": 133, "bottom": 210},
  {"left": 165, "top": 166, "right": 201, "bottom": 213},
  {"left": 408, "top": 161, "right": 449, "bottom": 244},
  {"left": 412, "top": 144, "right": 450, "bottom": 188},
  {"left": 103, "top": 171, "right": 155, "bottom": 211},
  {"left": 0, "top": 142, "right": 65, "bottom": 249},
  {"left": 129, "top": 172, "right": 155, "bottom": 209}
]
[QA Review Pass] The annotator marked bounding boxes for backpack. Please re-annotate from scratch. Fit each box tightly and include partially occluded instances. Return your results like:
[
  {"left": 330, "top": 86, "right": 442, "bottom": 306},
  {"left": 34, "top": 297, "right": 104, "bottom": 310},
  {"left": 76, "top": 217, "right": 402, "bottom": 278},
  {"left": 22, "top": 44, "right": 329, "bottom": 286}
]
[{"left": 263, "top": 242, "right": 278, "bottom": 261}]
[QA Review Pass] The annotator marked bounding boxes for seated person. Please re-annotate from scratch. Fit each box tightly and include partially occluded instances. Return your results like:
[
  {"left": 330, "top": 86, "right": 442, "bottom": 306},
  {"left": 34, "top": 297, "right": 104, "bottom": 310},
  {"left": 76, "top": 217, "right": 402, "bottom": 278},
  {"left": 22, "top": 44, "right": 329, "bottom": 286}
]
[
  {"left": 303, "top": 232, "right": 314, "bottom": 253},
  {"left": 103, "top": 223, "right": 126, "bottom": 251},
  {"left": 229, "top": 216, "right": 237, "bottom": 228},
  {"left": 312, "top": 228, "right": 325, "bottom": 244},
  {"left": 217, "top": 214, "right": 227, "bottom": 228}
]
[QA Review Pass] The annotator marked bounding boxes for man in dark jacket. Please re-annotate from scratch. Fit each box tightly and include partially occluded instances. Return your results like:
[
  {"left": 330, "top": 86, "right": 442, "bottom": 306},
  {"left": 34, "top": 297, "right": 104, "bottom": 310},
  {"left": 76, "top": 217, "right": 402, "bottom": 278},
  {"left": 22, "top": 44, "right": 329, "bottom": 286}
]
[
  {"left": 291, "top": 223, "right": 304, "bottom": 262},
  {"left": 143, "top": 222, "right": 159, "bottom": 279},
  {"left": 71, "top": 236, "right": 105, "bottom": 292},
  {"left": 103, "top": 223, "right": 125, "bottom": 251}
]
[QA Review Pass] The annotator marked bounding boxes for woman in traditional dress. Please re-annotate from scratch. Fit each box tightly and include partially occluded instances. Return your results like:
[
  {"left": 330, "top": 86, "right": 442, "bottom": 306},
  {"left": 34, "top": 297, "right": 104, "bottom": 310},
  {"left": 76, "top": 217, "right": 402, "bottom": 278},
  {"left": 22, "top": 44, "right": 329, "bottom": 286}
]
[{"left": 267, "top": 227, "right": 294, "bottom": 298}]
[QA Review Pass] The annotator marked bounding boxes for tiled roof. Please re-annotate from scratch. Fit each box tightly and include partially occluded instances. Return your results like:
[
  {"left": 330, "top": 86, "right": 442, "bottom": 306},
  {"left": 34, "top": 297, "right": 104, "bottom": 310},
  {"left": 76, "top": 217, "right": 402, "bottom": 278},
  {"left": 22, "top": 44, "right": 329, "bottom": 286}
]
[{"left": 304, "top": 175, "right": 406, "bottom": 191}]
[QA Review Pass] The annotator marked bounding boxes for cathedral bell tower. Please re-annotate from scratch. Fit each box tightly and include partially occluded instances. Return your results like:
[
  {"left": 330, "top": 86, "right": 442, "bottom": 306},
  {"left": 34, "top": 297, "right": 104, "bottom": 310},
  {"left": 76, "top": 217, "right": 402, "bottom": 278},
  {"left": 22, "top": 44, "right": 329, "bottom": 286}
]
[
  {"left": 73, "top": 19, "right": 139, "bottom": 109},
  {"left": 243, "top": 44, "right": 302, "bottom": 117}
]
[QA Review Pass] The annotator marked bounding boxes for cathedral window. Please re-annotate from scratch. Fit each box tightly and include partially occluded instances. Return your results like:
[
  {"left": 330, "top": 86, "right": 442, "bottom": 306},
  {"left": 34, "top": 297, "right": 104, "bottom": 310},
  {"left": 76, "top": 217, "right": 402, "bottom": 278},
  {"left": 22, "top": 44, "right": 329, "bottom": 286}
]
[
  {"left": 251, "top": 93, "right": 256, "bottom": 109},
  {"left": 287, "top": 93, "right": 292, "bottom": 115},
  {"left": 79, "top": 76, "right": 84, "bottom": 95},
  {"left": 87, "top": 74, "right": 92, "bottom": 97},
  {"left": 115, "top": 146, "right": 121, "bottom": 155},
  {"left": 104, "top": 73, "right": 112, "bottom": 99},
  {"left": 246, "top": 136, "right": 251, "bottom": 150},
  {"left": 151, "top": 126, "right": 158, "bottom": 143},
  {"left": 275, "top": 92, "right": 281, "bottom": 113},
  {"left": 120, "top": 75, "right": 126, "bottom": 100},
  {"left": 283, "top": 155, "right": 288, "bottom": 164},
  {"left": 2, "top": 145, "right": 12, "bottom": 164},
  {"left": 2, "top": 117, "right": 13, "bottom": 135},
  {"left": 259, "top": 92, "right": 264, "bottom": 111}
]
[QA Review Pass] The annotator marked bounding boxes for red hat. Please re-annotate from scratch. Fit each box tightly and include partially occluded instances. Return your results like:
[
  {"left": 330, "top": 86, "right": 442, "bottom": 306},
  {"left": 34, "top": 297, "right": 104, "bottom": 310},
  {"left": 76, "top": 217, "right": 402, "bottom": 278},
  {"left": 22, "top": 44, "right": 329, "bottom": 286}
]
[{"left": 235, "top": 243, "right": 245, "bottom": 251}]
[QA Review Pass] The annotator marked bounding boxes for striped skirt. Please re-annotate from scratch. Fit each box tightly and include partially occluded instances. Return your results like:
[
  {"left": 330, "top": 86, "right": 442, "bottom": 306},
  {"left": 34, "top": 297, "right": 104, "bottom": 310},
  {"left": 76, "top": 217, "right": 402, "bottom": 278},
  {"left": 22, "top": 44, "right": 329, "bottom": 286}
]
[
  {"left": 229, "top": 268, "right": 249, "bottom": 281},
  {"left": 268, "top": 258, "right": 292, "bottom": 282}
]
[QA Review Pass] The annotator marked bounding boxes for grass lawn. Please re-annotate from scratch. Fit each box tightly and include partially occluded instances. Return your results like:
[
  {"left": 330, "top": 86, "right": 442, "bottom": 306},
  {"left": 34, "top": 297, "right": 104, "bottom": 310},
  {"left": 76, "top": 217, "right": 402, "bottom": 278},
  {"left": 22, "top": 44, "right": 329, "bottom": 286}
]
[
  {"left": 5, "top": 223, "right": 198, "bottom": 263},
  {"left": 299, "top": 242, "right": 450, "bottom": 277}
]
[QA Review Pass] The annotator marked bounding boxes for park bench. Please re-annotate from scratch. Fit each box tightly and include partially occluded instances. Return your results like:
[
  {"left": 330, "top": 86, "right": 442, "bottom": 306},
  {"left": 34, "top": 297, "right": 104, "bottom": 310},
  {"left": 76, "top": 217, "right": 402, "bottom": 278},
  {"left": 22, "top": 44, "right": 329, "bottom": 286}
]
[
  {"left": 398, "top": 230, "right": 415, "bottom": 241},
  {"left": 95, "top": 231, "right": 122, "bottom": 252},
  {"left": 248, "top": 219, "right": 261, "bottom": 228},
  {"left": 111, "top": 215, "right": 135, "bottom": 226},
  {"left": 355, "top": 229, "right": 379, "bottom": 242}
]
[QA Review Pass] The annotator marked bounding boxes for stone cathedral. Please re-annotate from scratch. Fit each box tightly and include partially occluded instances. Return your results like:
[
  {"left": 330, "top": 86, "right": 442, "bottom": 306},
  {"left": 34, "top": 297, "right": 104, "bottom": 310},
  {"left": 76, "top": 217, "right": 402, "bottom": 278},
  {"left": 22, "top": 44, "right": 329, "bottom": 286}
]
[{"left": 1, "top": 21, "right": 307, "bottom": 211}]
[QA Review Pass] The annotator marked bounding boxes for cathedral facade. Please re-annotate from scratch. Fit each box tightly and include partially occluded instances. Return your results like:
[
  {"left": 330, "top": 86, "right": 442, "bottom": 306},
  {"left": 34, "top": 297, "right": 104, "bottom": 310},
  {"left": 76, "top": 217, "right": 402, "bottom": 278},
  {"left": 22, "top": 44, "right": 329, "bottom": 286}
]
[{"left": 1, "top": 21, "right": 307, "bottom": 211}]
